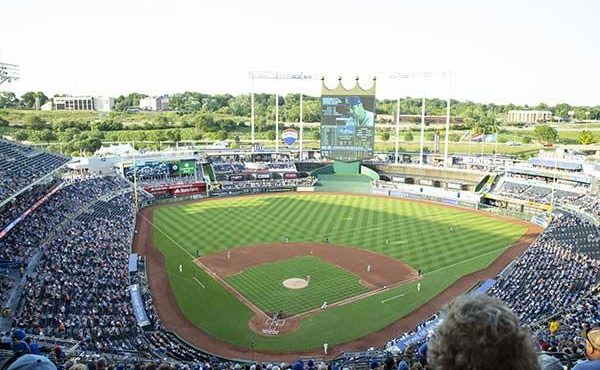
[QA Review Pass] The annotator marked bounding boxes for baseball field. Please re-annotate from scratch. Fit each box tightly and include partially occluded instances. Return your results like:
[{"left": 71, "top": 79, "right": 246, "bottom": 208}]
[{"left": 140, "top": 193, "right": 539, "bottom": 357}]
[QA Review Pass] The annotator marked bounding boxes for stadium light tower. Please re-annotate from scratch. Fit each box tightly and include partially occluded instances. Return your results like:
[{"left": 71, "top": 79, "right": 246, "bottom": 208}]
[
  {"left": 387, "top": 72, "right": 416, "bottom": 165},
  {"left": 0, "top": 62, "right": 20, "bottom": 85},
  {"left": 249, "top": 71, "right": 319, "bottom": 157},
  {"left": 388, "top": 70, "right": 452, "bottom": 166}
]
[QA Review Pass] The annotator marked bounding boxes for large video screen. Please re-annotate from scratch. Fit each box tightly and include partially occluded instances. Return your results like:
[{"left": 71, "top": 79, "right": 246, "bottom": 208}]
[
  {"left": 320, "top": 95, "right": 375, "bottom": 160},
  {"left": 123, "top": 159, "right": 196, "bottom": 180}
]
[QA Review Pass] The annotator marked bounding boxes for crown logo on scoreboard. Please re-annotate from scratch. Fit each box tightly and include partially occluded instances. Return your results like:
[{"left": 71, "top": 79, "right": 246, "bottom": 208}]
[{"left": 321, "top": 76, "right": 376, "bottom": 96}]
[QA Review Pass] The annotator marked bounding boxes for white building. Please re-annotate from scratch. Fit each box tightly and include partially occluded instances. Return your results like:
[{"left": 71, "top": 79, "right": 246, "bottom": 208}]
[
  {"left": 46, "top": 96, "right": 114, "bottom": 112},
  {"left": 94, "top": 96, "right": 114, "bottom": 112},
  {"left": 507, "top": 110, "right": 552, "bottom": 124},
  {"left": 95, "top": 143, "right": 138, "bottom": 157},
  {"left": 139, "top": 96, "right": 169, "bottom": 111}
]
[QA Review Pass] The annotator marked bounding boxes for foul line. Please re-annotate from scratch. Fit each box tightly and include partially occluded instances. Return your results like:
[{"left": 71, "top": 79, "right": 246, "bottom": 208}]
[
  {"left": 194, "top": 259, "right": 271, "bottom": 318},
  {"left": 140, "top": 214, "right": 196, "bottom": 260},
  {"left": 381, "top": 293, "right": 405, "bottom": 304},
  {"left": 141, "top": 213, "right": 270, "bottom": 319},
  {"left": 193, "top": 277, "right": 206, "bottom": 288}
]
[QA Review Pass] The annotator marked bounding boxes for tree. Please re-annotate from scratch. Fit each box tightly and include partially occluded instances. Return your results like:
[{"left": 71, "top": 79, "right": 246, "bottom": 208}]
[
  {"left": 533, "top": 125, "right": 558, "bottom": 144},
  {"left": 33, "top": 129, "right": 57, "bottom": 144},
  {"left": 113, "top": 92, "right": 148, "bottom": 111},
  {"left": 166, "top": 129, "right": 182, "bottom": 143},
  {"left": 216, "top": 130, "right": 228, "bottom": 141},
  {"left": 194, "top": 113, "right": 218, "bottom": 132},
  {"left": 578, "top": 130, "right": 595, "bottom": 145},
  {"left": 0, "top": 92, "right": 19, "bottom": 108},
  {"left": 266, "top": 131, "right": 276, "bottom": 141},
  {"left": 380, "top": 132, "right": 390, "bottom": 141},
  {"left": 14, "top": 130, "right": 29, "bottom": 141},
  {"left": 404, "top": 131, "right": 414, "bottom": 141},
  {"left": 20, "top": 91, "right": 48, "bottom": 109},
  {"left": 449, "top": 133, "right": 460, "bottom": 142},
  {"left": 26, "top": 115, "right": 49, "bottom": 130},
  {"left": 0, "top": 116, "right": 8, "bottom": 127},
  {"left": 61, "top": 127, "right": 81, "bottom": 142},
  {"left": 79, "top": 137, "right": 102, "bottom": 154},
  {"left": 227, "top": 94, "right": 251, "bottom": 116}
]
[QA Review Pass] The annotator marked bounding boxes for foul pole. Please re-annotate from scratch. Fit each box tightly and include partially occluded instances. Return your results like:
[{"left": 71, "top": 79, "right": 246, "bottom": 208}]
[{"left": 299, "top": 92, "right": 304, "bottom": 159}]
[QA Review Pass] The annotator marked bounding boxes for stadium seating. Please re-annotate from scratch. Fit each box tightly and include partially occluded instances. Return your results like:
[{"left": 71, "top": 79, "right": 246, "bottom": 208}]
[
  {"left": 14, "top": 193, "right": 138, "bottom": 353},
  {"left": 0, "top": 139, "right": 69, "bottom": 204},
  {"left": 0, "top": 177, "right": 131, "bottom": 264},
  {"left": 489, "top": 212, "right": 600, "bottom": 325},
  {"left": 0, "top": 152, "right": 598, "bottom": 370}
]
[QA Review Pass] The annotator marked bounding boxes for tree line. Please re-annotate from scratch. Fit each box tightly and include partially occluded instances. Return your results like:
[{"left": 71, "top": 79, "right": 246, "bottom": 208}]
[
  {"left": 0, "top": 90, "right": 597, "bottom": 155},
  {"left": 3, "top": 90, "right": 600, "bottom": 121}
]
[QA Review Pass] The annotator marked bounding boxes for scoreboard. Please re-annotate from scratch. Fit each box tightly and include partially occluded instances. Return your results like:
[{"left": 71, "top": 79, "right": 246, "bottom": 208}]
[{"left": 320, "top": 80, "right": 376, "bottom": 161}]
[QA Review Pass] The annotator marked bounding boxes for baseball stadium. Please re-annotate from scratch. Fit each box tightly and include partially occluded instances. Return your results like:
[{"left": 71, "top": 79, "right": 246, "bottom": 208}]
[{"left": 1, "top": 4, "right": 600, "bottom": 368}]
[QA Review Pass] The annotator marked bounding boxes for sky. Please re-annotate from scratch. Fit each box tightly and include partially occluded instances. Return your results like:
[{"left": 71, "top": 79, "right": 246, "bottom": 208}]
[{"left": 1, "top": 0, "right": 599, "bottom": 106}]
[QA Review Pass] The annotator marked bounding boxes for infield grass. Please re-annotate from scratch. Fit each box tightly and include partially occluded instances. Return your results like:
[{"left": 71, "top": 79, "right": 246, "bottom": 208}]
[
  {"left": 226, "top": 256, "right": 369, "bottom": 315},
  {"left": 151, "top": 193, "right": 529, "bottom": 352}
]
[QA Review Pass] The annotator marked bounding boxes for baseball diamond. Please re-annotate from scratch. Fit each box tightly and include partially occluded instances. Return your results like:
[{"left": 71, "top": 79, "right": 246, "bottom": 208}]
[{"left": 136, "top": 192, "right": 542, "bottom": 359}]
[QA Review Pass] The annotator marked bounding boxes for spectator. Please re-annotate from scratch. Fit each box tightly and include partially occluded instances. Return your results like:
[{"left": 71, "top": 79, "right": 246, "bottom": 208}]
[
  {"left": 6, "top": 354, "right": 57, "bottom": 370},
  {"left": 427, "top": 294, "right": 538, "bottom": 370},
  {"left": 573, "top": 328, "right": 600, "bottom": 370}
]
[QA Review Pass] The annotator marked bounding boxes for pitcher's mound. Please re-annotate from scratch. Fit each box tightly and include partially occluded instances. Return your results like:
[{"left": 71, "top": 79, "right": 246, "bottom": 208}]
[{"left": 282, "top": 278, "right": 308, "bottom": 290}]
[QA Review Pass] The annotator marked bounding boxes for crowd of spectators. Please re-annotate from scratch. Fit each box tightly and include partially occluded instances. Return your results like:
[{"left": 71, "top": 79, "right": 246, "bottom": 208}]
[
  {"left": 570, "top": 194, "right": 600, "bottom": 219},
  {"left": 13, "top": 193, "right": 139, "bottom": 353},
  {"left": 495, "top": 180, "right": 582, "bottom": 205},
  {"left": 0, "top": 181, "right": 59, "bottom": 231},
  {"left": 488, "top": 213, "right": 600, "bottom": 325},
  {"left": 531, "top": 286, "right": 600, "bottom": 358},
  {"left": 0, "top": 139, "right": 69, "bottom": 203},
  {"left": 135, "top": 175, "right": 200, "bottom": 189},
  {"left": 0, "top": 276, "right": 15, "bottom": 308},
  {"left": 218, "top": 178, "right": 315, "bottom": 192},
  {"left": 0, "top": 176, "right": 131, "bottom": 265}
]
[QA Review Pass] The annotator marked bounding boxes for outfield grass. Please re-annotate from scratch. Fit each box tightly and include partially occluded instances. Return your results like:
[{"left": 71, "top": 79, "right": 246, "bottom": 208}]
[
  {"left": 226, "top": 256, "right": 369, "bottom": 315},
  {"left": 152, "top": 193, "right": 528, "bottom": 351}
]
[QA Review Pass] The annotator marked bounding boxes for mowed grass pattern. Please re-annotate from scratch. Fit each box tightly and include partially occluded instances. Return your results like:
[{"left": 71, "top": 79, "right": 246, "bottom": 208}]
[
  {"left": 226, "top": 256, "right": 369, "bottom": 315},
  {"left": 152, "top": 193, "right": 529, "bottom": 351},
  {"left": 155, "top": 194, "right": 526, "bottom": 273}
]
